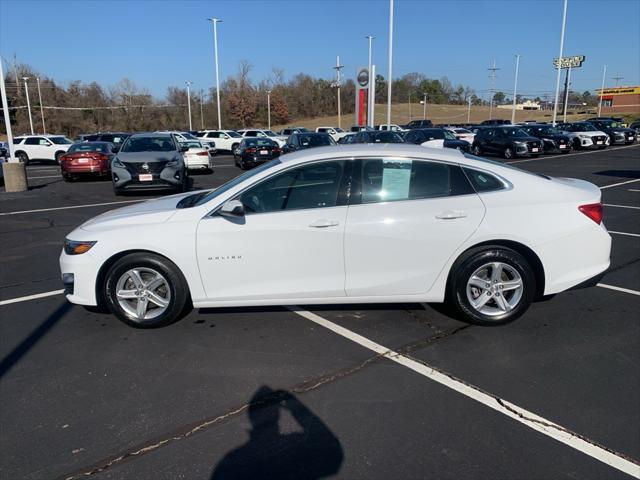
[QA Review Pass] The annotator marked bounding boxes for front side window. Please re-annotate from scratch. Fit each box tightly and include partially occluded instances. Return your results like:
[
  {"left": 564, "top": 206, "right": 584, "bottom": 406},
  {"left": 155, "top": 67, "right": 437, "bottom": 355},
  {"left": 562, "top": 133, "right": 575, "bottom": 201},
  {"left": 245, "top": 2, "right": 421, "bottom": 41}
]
[
  {"left": 50, "top": 137, "right": 72, "bottom": 144},
  {"left": 25, "top": 137, "right": 43, "bottom": 145},
  {"left": 239, "top": 161, "right": 346, "bottom": 214},
  {"left": 358, "top": 159, "right": 473, "bottom": 204}
]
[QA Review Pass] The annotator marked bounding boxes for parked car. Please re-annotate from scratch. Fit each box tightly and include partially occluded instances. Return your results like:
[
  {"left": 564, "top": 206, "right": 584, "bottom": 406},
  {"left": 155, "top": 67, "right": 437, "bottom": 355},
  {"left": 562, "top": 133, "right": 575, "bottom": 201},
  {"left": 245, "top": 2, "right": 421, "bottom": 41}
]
[
  {"left": 403, "top": 119, "right": 433, "bottom": 129},
  {"left": 349, "top": 125, "right": 375, "bottom": 133},
  {"left": 587, "top": 116, "right": 626, "bottom": 127},
  {"left": 197, "top": 129, "right": 243, "bottom": 152},
  {"left": 471, "top": 126, "right": 543, "bottom": 159},
  {"left": 181, "top": 140, "right": 213, "bottom": 172},
  {"left": 480, "top": 119, "right": 512, "bottom": 126},
  {"left": 445, "top": 127, "right": 475, "bottom": 144},
  {"left": 519, "top": 124, "right": 572, "bottom": 154},
  {"left": 155, "top": 130, "right": 199, "bottom": 142},
  {"left": 337, "top": 133, "right": 357, "bottom": 145},
  {"left": 237, "top": 129, "right": 287, "bottom": 147},
  {"left": 588, "top": 120, "right": 636, "bottom": 145},
  {"left": 557, "top": 122, "right": 609, "bottom": 149},
  {"left": 629, "top": 120, "right": 640, "bottom": 135},
  {"left": 0, "top": 142, "right": 7, "bottom": 159},
  {"left": 83, "top": 132, "right": 130, "bottom": 150},
  {"left": 60, "top": 142, "right": 116, "bottom": 182},
  {"left": 282, "top": 132, "right": 336, "bottom": 153},
  {"left": 352, "top": 130, "right": 405, "bottom": 144},
  {"left": 315, "top": 127, "right": 348, "bottom": 142},
  {"left": 233, "top": 138, "right": 281, "bottom": 170},
  {"left": 404, "top": 128, "right": 471, "bottom": 152},
  {"left": 59, "top": 143, "right": 611, "bottom": 329},
  {"left": 376, "top": 124, "right": 406, "bottom": 132},
  {"left": 13, "top": 134, "right": 73, "bottom": 164},
  {"left": 278, "top": 127, "right": 309, "bottom": 136},
  {"left": 111, "top": 133, "right": 188, "bottom": 195}
]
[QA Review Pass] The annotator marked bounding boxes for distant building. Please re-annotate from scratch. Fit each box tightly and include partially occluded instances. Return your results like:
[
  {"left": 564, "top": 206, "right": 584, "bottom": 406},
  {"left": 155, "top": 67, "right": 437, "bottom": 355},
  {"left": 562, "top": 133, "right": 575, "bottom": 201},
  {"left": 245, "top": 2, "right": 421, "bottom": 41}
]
[
  {"left": 497, "top": 100, "right": 541, "bottom": 111},
  {"left": 595, "top": 86, "right": 640, "bottom": 113}
]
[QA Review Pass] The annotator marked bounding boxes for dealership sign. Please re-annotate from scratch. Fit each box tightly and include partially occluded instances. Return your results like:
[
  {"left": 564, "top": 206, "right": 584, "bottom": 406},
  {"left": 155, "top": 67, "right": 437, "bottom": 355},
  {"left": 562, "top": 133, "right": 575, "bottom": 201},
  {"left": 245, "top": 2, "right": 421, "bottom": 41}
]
[{"left": 553, "top": 55, "right": 586, "bottom": 69}]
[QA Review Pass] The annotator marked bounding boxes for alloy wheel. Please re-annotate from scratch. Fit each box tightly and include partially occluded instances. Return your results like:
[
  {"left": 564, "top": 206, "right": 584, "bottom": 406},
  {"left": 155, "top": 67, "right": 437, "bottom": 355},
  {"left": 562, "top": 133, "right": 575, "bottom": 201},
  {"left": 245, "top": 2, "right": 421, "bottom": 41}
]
[
  {"left": 115, "top": 267, "right": 171, "bottom": 322},
  {"left": 465, "top": 262, "right": 524, "bottom": 316}
]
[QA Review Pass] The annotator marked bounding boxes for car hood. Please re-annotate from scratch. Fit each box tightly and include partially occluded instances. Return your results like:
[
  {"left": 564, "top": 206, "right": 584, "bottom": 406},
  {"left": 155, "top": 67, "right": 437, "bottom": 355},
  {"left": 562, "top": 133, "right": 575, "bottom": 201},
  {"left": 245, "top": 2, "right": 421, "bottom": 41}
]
[
  {"left": 115, "top": 151, "right": 180, "bottom": 163},
  {"left": 79, "top": 192, "right": 195, "bottom": 232}
]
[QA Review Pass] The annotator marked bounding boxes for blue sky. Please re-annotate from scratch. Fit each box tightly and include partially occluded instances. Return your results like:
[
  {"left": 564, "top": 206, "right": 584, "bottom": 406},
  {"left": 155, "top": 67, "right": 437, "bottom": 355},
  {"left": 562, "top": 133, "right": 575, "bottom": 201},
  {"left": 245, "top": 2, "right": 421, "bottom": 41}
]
[{"left": 1, "top": 0, "right": 638, "bottom": 100}]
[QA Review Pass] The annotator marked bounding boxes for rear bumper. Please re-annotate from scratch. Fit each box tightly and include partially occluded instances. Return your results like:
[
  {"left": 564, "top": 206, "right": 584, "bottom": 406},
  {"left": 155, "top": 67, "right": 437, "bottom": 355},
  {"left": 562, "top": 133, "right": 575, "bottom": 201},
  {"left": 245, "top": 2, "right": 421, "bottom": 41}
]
[{"left": 62, "top": 165, "right": 109, "bottom": 175}]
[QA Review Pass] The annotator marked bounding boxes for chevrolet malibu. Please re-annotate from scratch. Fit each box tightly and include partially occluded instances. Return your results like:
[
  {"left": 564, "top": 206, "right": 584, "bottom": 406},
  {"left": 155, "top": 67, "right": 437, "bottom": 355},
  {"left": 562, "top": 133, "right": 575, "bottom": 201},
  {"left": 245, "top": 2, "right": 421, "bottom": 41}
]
[{"left": 60, "top": 144, "right": 611, "bottom": 328}]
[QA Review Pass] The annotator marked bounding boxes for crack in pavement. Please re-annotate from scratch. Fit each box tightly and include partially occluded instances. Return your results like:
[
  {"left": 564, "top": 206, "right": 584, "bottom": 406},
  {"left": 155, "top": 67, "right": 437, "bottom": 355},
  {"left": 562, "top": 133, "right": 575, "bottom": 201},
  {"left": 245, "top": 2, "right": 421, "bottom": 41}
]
[{"left": 57, "top": 324, "right": 468, "bottom": 480}]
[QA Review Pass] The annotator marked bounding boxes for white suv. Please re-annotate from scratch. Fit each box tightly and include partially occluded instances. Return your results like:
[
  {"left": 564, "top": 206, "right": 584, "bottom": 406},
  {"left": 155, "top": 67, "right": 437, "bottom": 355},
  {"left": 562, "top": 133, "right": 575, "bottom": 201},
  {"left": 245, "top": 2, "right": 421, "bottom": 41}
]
[
  {"left": 197, "top": 130, "right": 243, "bottom": 152},
  {"left": 315, "top": 127, "right": 348, "bottom": 142},
  {"left": 237, "top": 129, "right": 287, "bottom": 148},
  {"left": 13, "top": 135, "right": 73, "bottom": 164}
]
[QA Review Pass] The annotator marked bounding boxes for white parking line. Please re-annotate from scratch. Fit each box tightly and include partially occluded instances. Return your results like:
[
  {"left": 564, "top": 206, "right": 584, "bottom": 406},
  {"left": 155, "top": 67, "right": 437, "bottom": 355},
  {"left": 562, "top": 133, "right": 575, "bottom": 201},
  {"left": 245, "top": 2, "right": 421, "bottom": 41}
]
[
  {"left": 288, "top": 306, "right": 640, "bottom": 478},
  {"left": 600, "top": 179, "right": 640, "bottom": 190},
  {"left": 603, "top": 204, "right": 640, "bottom": 210},
  {"left": 597, "top": 284, "right": 640, "bottom": 296},
  {"left": 0, "top": 289, "right": 64, "bottom": 306},
  {"left": 608, "top": 231, "right": 640, "bottom": 238},
  {"left": 629, "top": 189, "right": 640, "bottom": 192},
  {"left": 28, "top": 175, "right": 62, "bottom": 179},
  {"left": 506, "top": 143, "right": 640, "bottom": 165},
  {"left": 0, "top": 199, "right": 143, "bottom": 216}
]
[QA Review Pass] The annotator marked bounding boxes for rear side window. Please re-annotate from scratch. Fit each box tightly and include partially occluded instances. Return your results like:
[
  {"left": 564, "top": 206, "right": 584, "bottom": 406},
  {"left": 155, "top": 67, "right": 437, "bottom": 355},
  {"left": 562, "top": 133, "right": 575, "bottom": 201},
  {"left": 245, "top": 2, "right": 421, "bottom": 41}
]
[
  {"left": 463, "top": 168, "right": 505, "bottom": 192},
  {"left": 358, "top": 159, "right": 474, "bottom": 204}
]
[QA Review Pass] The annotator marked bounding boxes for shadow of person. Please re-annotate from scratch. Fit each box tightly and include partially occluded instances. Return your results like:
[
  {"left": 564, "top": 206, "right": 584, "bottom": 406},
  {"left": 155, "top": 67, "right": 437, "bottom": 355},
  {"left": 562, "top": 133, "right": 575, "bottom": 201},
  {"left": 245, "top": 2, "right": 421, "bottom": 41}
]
[{"left": 211, "top": 386, "right": 343, "bottom": 480}]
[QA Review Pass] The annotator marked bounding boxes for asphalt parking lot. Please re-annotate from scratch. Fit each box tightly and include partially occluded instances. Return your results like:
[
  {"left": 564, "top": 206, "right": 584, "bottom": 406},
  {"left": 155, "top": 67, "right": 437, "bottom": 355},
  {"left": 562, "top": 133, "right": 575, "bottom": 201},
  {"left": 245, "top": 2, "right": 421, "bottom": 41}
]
[{"left": 1, "top": 146, "right": 639, "bottom": 480}]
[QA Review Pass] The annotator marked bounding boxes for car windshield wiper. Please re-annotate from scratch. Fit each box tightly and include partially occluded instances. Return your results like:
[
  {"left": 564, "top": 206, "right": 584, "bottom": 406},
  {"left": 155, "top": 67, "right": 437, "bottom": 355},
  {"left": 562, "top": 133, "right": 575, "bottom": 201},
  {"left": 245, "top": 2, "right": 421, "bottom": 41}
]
[{"left": 176, "top": 191, "right": 210, "bottom": 209}]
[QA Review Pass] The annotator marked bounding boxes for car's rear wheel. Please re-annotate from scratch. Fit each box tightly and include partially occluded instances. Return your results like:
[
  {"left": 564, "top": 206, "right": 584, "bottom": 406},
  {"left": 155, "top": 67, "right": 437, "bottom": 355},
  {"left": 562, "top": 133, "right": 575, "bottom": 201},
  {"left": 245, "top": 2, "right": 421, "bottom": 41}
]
[
  {"left": 55, "top": 151, "right": 65, "bottom": 164},
  {"left": 104, "top": 253, "right": 190, "bottom": 328},
  {"left": 16, "top": 151, "right": 29, "bottom": 165},
  {"left": 448, "top": 247, "right": 535, "bottom": 326},
  {"left": 472, "top": 145, "right": 482, "bottom": 156},
  {"left": 113, "top": 182, "right": 123, "bottom": 196},
  {"left": 503, "top": 147, "right": 514, "bottom": 159}
]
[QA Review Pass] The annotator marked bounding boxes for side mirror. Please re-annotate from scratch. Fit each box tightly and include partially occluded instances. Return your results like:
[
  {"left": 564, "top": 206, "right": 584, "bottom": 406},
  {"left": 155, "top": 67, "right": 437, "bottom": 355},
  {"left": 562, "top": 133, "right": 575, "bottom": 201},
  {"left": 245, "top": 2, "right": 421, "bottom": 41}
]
[
  {"left": 219, "top": 199, "right": 245, "bottom": 218},
  {"left": 112, "top": 146, "right": 120, "bottom": 153},
  {"left": 224, "top": 135, "right": 230, "bottom": 139},
  {"left": 179, "top": 144, "right": 189, "bottom": 152}
]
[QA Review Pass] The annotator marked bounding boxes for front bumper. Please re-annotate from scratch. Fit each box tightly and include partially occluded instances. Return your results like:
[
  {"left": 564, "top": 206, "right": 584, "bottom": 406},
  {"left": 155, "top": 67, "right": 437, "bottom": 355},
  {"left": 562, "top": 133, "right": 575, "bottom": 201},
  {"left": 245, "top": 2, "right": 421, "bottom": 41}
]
[
  {"left": 112, "top": 165, "right": 184, "bottom": 190},
  {"left": 59, "top": 249, "right": 100, "bottom": 306}
]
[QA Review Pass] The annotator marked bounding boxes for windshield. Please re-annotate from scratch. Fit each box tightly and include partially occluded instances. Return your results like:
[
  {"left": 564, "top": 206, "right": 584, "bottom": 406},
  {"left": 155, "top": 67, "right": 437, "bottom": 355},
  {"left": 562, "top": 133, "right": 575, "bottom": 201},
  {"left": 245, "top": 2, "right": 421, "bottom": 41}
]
[
  {"left": 264, "top": 131, "right": 278, "bottom": 137},
  {"left": 68, "top": 143, "right": 109, "bottom": 153},
  {"left": 245, "top": 138, "right": 277, "bottom": 147},
  {"left": 422, "top": 130, "right": 445, "bottom": 140},
  {"left": 181, "top": 133, "right": 198, "bottom": 140},
  {"left": 334, "top": 128, "right": 344, "bottom": 133},
  {"left": 226, "top": 131, "right": 242, "bottom": 138},
  {"left": 191, "top": 159, "right": 281, "bottom": 207},
  {"left": 532, "top": 126, "right": 561, "bottom": 135},
  {"left": 183, "top": 140, "right": 204, "bottom": 149},
  {"left": 371, "top": 132, "right": 404, "bottom": 143},
  {"left": 121, "top": 136, "right": 176, "bottom": 152},
  {"left": 501, "top": 128, "right": 529, "bottom": 138},
  {"left": 299, "top": 134, "right": 336, "bottom": 147},
  {"left": 50, "top": 137, "right": 72, "bottom": 144},
  {"left": 570, "top": 123, "right": 598, "bottom": 132},
  {"left": 454, "top": 128, "right": 471, "bottom": 134}
]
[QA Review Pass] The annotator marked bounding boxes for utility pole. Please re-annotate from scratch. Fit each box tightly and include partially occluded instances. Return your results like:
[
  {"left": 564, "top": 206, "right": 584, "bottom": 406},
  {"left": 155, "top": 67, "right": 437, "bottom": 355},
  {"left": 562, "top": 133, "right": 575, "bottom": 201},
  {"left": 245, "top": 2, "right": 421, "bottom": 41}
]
[
  {"left": 562, "top": 66, "right": 572, "bottom": 122},
  {"left": 408, "top": 92, "right": 412, "bottom": 121},
  {"left": 612, "top": 73, "right": 623, "bottom": 86},
  {"left": 552, "top": 0, "right": 568, "bottom": 125},
  {"left": 207, "top": 18, "right": 223, "bottom": 129},
  {"left": 36, "top": 77, "right": 46, "bottom": 134},
  {"left": 332, "top": 56, "right": 344, "bottom": 129},
  {"left": 23, "top": 77, "right": 34, "bottom": 135},
  {"left": 386, "top": 0, "right": 394, "bottom": 128},
  {"left": 467, "top": 96, "right": 472, "bottom": 123},
  {"left": 366, "top": 35, "right": 374, "bottom": 127},
  {"left": 12, "top": 55, "right": 20, "bottom": 97},
  {"left": 185, "top": 81, "right": 193, "bottom": 131},
  {"left": 267, "top": 90, "right": 271, "bottom": 131},
  {"left": 511, "top": 54, "right": 520, "bottom": 124},
  {"left": 422, "top": 93, "right": 427, "bottom": 120},
  {"left": 597, "top": 65, "right": 607, "bottom": 117},
  {"left": 199, "top": 89, "right": 204, "bottom": 129},
  {"left": 487, "top": 59, "right": 500, "bottom": 120}
]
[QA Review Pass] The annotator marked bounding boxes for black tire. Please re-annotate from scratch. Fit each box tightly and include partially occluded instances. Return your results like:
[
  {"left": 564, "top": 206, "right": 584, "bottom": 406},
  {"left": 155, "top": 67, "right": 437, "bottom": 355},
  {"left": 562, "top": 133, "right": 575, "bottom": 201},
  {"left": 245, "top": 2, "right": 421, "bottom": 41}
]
[
  {"left": 63, "top": 175, "right": 74, "bottom": 183},
  {"left": 16, "top": 151, "right": 29, "bottom": 165},
  {"left": 573, "top": 138, "right": 582, "bottom": 150},
  {"left": 112, "top": 182, "right": 123, "bottom": 196},
  {"left": 530, "top": 154, "right": 539, "bottom": 158},
  {"left": 55, "top": 151, "right": 65, "bottom": 164},
  {"left": 104, "top": 253, "right": 190, "bottom": 328},
  {"left": 239, "top": 158, "right": 246, "bottom": 170},
  {"left": 471, "top": 145, "right": 482, "bottom": 156},
  {"left": 447, "top": 246, "right": 535, "bottom": 326},
  {"left": 231, "top": 143, "right": 239, "bottom": 153},
  {"left": 503, "top": 147, "right": 514, "bottom": 159}
]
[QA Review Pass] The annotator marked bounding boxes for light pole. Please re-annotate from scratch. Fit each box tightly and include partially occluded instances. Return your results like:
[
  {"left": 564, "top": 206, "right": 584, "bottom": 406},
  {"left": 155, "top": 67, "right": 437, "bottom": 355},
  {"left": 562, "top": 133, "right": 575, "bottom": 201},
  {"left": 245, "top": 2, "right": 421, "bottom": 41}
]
[
  {"left": 386, "top": 0, "right": 394, "bottom": 128},
  {"left": 332, "top": 56, "right": 344, "bottom": 129},
  {"left": 36, "top": 77, "right": 45, "bottom": 134},
  {"left": 23, "top": 77, "right": 34, "bottom": 135},
  {"left": 563, "top": 65, "right": 572, "bottom": 123},
  {"left": 422, "top": 93, "right": 427, "bottom": 120},
  {"left": 200, "top": 89, "right": 205, "bottom": 129},
  {"left": 185, "top": 81, "right": 193, "bottom": 131},
  {"left": 598, "top": 65, "right": 607, "bottom": 117},
  {"left": 366, "top": 35, "right": 374, "bottom": 127},
  {"left": 511, "top": 54, "right": 520, "bottom": 124},
  {"left": 467, "top": 96, "right": 472, "bottom": 123},
  {"left": 267, "top": 90, "right": 271, "bottom": 131},
  {"left": 408, "top": 91, "right": 412, "bottom": 121},
  {"left": 207, "top": 18, "right": 223, "bottom": 129},
  {"left": 552, "top": 0, "right": 568, "bottom": 125}
]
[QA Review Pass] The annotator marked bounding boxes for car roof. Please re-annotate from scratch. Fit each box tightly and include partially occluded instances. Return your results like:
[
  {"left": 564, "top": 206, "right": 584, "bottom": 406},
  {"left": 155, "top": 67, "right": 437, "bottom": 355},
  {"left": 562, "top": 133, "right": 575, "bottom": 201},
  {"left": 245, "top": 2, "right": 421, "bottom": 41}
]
[
  {"left": 129, "top": 132, "right": 173, "bottom": 138},
  {"left": 15, "top": 134, "right": 68, "bottom": 138}
]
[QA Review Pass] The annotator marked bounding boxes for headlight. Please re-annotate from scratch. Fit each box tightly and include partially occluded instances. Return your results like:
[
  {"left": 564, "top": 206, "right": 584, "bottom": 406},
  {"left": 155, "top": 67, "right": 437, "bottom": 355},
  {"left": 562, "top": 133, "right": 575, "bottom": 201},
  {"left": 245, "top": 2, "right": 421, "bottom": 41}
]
[
  {"left": 578, "top": 134, "right": 589, "bottom": 139},
  {"left": 64, "top": 239, "right": 97, "bottom": 255},
  {"left": 513, "top": 141, "right": 526, "bottom": 145},
  {"left": 112, "top": 158, "right": 124, "bottom": 168},
  {"left": 166, "top": 159, "right": 180, "bottom": 167}
]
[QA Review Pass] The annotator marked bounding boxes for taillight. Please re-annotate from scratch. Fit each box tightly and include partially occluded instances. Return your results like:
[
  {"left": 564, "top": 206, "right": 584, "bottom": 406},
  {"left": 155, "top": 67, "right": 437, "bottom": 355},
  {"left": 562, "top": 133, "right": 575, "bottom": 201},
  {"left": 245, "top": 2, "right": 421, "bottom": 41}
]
[
  {"left": 245, "top": 147, "right": 256, "bottom": 153},
  {"left": 579, "top": 203, "right": 603, "bottom": 224},
  {"left": 98, "top": 154, "right": 109, "bottom": 161},
  {"left": 273, "top": 148, "right": 280, "bottom": 154},
  {"left": 197, "top": 151, "right": 209, "bottom": 156}
]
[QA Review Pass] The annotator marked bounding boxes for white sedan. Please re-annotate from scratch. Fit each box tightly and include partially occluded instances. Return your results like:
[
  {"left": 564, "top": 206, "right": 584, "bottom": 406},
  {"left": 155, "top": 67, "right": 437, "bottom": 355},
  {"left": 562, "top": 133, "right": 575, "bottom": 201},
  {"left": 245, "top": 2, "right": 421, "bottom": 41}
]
[{"left": 60, "top": 144, "right": 610, "bottom": 328}]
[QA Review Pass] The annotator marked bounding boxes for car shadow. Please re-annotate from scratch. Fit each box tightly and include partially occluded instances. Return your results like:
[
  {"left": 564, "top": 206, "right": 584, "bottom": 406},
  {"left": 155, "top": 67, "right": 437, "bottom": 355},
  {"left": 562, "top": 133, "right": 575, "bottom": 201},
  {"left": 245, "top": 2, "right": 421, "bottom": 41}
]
[
  {"left": 210, "top": 386, "right": 343, "bottom": 480},
  {"left": 593, "top": 169, "right": 640, "bottom": 179}
]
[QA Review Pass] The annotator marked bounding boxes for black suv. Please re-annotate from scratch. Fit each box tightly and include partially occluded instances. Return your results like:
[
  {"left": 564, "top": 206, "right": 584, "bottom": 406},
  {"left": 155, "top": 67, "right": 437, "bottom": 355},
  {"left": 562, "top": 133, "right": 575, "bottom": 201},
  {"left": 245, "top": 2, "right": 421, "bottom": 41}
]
[
  {"left": 471, "top": 126, "right": 543, "bottom": 159},
  {"left": 480, "top": 119, "right": 512, "bottom": 126},
  {"left": 404, "top": 128, "right": 471, "bottom": 152},
  {"left": 403, "top": 119, "right": 433, "bottom": 129},
  {"left": 352, "top": 130, "right": 404, "bottom": 144},
  {"left": 282, "top": 132, "right": 336, "bottom": 153},
  {"left": 519, "top": 124, "right": 572, "bottom": 154},
  {"left": 588, "top": 120, "right": 636, "bottom": 145},
  {"left": 84, "top": 132, "right": 131, "bottom": 151}
]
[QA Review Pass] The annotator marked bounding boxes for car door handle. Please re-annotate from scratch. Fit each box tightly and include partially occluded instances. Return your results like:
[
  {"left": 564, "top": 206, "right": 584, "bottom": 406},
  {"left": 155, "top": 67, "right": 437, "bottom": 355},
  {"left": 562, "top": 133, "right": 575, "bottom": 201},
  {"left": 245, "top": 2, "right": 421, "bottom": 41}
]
[
  {"left": 435, "top": 210, "right": 467, "bottom": 220},
  {"left": 309, "top": 219, "right": 339, "bottom": 228}
]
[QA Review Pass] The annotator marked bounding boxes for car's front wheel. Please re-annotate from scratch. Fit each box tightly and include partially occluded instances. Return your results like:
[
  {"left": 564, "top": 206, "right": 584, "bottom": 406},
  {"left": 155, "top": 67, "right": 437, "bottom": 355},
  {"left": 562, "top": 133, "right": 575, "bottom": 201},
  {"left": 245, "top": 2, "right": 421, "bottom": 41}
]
[
  {"left": 16, "top": 151, "right": 29, "bottom": 165},
  {"left": 104, "top": 253, "right": 190, "bottom": 328},
  {"left": 503, "top": 147, "right": 514, "bottom": 159},
  {"left": 471, "top": 145, "right": 482, "bottom": 156},
  {"left": 448, "top": 247, "right": 535, "bottom": 326}
]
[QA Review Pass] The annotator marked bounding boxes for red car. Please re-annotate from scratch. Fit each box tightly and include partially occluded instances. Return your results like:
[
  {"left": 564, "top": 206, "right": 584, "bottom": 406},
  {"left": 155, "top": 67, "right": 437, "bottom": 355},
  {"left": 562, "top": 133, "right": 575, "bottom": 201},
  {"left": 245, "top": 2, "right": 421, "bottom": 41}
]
[{"left": 60, "top": 142, "right": 115, "bottom": 181}]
